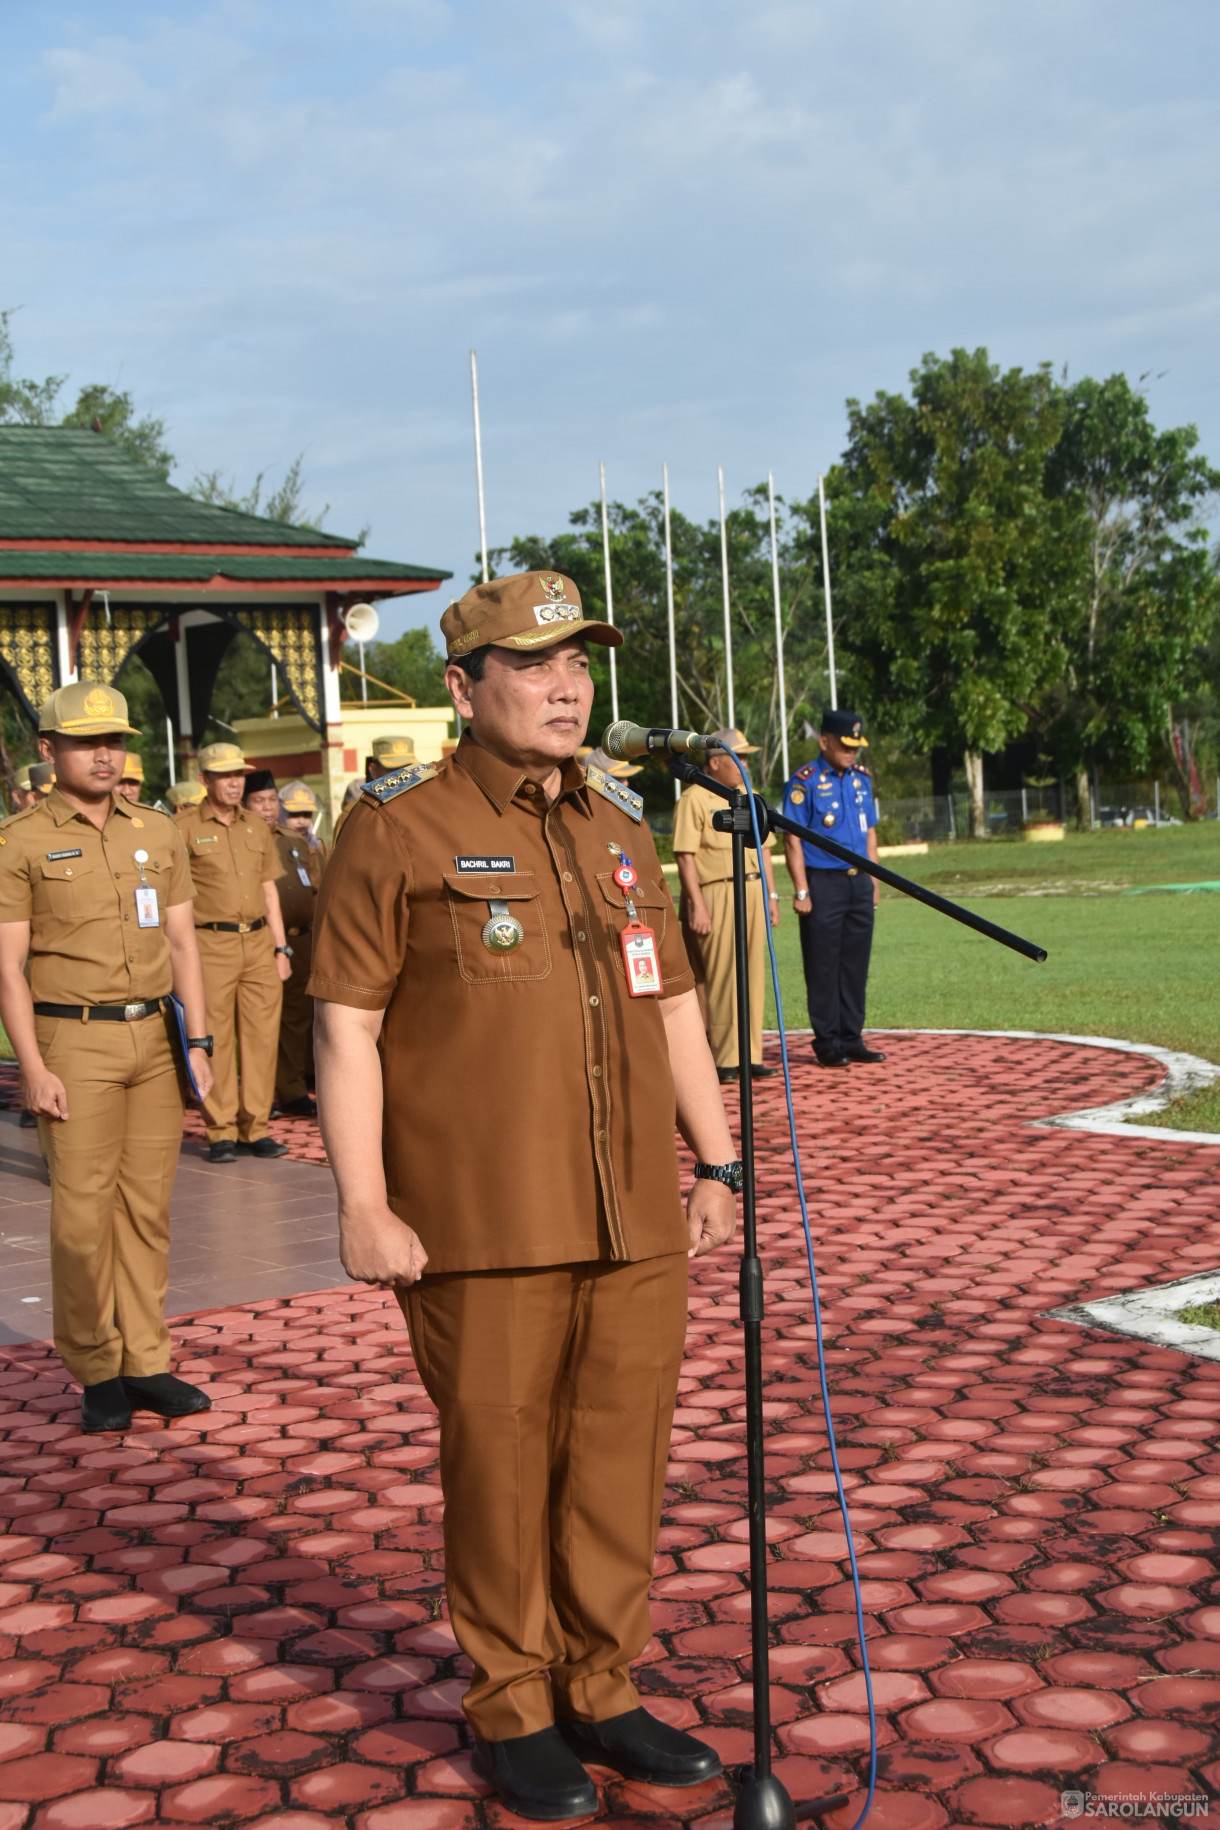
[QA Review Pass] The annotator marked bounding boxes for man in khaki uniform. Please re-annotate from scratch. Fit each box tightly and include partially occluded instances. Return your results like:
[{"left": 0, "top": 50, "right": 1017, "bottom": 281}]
[
  {"left": 0, "top": 682, "right": 215, "bottom": 1434},
  {"left": 167, "top": 780, "right": 206, "bottom": 813},
  {"left": 243, "top": 773, "right": 327, "bottom": 1116},
  {"left": 177, "top": 741, "right": 292, "bottom": 1164},
  {"left": 310, "top": 572, "right": 738, "bottom": 1821},
  {"left": 117, "top": 754, "right": 144, "bottom": 803},
  {"left": 673, "top": 728, "right": 780, "bottom": 1083},
  {"left": 8, "top": 765, "right": 37, "bottom": 814}
]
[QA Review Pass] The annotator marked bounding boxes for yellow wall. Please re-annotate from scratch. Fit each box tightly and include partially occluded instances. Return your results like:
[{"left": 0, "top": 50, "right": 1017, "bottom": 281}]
[{"left": 233, "top": 701, "right": 454, "bottom": 836}]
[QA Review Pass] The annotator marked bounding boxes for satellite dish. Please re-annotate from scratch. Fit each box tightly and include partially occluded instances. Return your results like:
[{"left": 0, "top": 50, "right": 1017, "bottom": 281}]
[{"left": 344, "top": 602, "right": 380, "bottom": 643}]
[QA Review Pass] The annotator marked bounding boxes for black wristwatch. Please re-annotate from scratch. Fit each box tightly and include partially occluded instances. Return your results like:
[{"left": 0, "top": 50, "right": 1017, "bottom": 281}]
[
  {"left": 275, "top": 944, "right": 294, "bottom": 959},
  {"left": 695, "top": 1160, "right": 744, "bottom": 1194},
  {"left": 187, "top": 1035, "right": 214, "bottom": 1057}
]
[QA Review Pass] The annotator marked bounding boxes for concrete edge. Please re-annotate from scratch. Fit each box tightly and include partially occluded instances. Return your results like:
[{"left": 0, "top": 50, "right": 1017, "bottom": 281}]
[{"left": 1047, "top": 1268, "right": 1220, "bottom": 1363}]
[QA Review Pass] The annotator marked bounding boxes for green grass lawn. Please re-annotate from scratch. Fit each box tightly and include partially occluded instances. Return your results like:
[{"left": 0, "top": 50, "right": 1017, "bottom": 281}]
[{"left": 760, "top": 826, "right": 1220, "bottom": 1121}]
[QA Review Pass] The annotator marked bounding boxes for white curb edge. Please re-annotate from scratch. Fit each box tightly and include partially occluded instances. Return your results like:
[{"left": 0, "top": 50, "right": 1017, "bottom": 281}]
[{"left": 1048, "top": 1268, "right": 1220, "bottom": 1362}]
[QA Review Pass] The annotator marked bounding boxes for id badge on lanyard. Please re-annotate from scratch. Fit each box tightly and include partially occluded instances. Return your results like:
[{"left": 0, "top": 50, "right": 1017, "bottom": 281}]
[
  {"left": 290, "top": 847, "right": 312, "bottom": 888},
  {"left": 613, "top": 856, "right": 663, "bottom": 997},
  {"left": 133, "top": 850, "right": 160, "bottom": 928}
]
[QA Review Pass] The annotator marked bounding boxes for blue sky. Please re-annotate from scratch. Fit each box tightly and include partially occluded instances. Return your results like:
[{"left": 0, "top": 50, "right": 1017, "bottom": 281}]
[{"left": 3, "top": 0, "right": 1219, "bottom": 641}]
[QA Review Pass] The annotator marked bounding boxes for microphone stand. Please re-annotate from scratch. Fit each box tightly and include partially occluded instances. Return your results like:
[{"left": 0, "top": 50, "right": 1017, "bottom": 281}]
[{"left": 668, "top": 755, "right": 1045, "bottom": 1830}]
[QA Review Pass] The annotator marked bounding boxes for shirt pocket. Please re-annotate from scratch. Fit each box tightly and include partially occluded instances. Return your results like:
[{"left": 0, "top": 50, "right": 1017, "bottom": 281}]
[
  {"left": 32, "top": 855, "right": 98, "bottom": 918},
  {"left": 595, "top": 872, "right": 671, "bottom": 975},
  {"left": 442, "top": 871, "right": 552, "bottom": 984}
]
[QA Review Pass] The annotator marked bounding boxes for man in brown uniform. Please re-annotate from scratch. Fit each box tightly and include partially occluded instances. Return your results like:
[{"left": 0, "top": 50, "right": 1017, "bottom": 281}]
[
  {"left": 0, "top": 682, "right": 215, "bottom": 1434},
  {"left": 177, "top": 741, "right": 292, "bottom": 1163},
  {"left": 243, "top": 773, "right": 327, "bottom": 1116},
  {"left": 167, "top": 780, "right": 206, "bottom": 813},
  {"left": 310, "top": 572, "right": 739, "bottom": 1821},
  {"left": 674, "top": 729, "right": 780, "bottom": 1083},
  {"left": 117, "top": 754, "right": 144, "bottom": 804}
]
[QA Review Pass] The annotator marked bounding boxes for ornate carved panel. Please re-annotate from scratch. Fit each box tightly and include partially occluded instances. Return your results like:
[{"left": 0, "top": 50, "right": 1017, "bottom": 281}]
[
  {"left": 231, "top": 606, "right": 322, "bottom": 731},
  {"left": 0, "top": 605, "right": 58, "bottom": 724},
  {"left": 77, "top": 605, "right": 165, "bottom": 687}
]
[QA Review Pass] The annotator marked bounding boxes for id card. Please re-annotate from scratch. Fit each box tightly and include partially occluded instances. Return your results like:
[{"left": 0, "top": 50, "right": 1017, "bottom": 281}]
[
  {"left": 859, "top": 813, "right": 868, "bottom": 831},
  {"left": 135, "top": 884, "right": 160, "bottom": 928},
  {"left": 296, "top": 865, "right": 312, "bottom": 887},
  {"left": 620, "top": 923, "right": 663, "bottom": 996}
]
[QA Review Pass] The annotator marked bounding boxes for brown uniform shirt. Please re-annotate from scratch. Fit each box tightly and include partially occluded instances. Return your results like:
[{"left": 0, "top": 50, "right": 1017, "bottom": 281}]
[
  {"left": 672, "top": 781, "right": 774, "bottom": 886},
  {"left": 273, "top": 826, "right": 326, "bottom": 934},
  {"left": 0, "top": 791, "right": 193, "bottom": 1004},
  {"left": 308, "top": 733, "right": 695, "bottom": 1274},
  {"left": 177, "top": 801, "right": 284, "bottom": 924}
]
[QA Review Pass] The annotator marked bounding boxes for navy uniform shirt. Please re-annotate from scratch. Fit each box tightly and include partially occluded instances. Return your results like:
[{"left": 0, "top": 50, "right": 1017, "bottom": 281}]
[{"left": 782, "top": 755, "right": 877, "bottom": 871}]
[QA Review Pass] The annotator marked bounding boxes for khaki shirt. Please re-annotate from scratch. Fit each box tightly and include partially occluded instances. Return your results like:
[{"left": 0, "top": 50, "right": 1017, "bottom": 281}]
[
  {"left": 273, "top": 825, "right": 326, "bottom": 934},
  {"left": 177, "top": 801, "right": 284, "bottom": 925},
  {"left": 0, "top": 791, "right": 193, "bottom": 1004},
  {"left": 308, "top": 733, "right": 694, "bottom": 1275},
  {"left": 672, "top": 781, "right": 774, "bottom": 886}
]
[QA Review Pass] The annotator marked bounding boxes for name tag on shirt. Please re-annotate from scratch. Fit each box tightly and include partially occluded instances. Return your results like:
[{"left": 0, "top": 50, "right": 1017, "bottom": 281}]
[
  {"left": 621, "top": 924, "right": 663, "bottom": 996},
  {"left": 135, "top": 885, "right": 160, "bottom": 928},
  {"left": 455, "top": 855, "right": 515, "bottom": 873},
  {"left": 46, "top": 848, "right": 83, "bottom": 862}
]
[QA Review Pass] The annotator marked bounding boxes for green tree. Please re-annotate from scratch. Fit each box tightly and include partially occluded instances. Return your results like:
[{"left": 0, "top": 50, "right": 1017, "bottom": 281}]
[
  {"left": 190, "top": 454, "right": 336, "bottom": 533},
  {"left": 0, "top": 310, "right": 67, "bottom": 425},
  {"left": 829, "top": 348, "right": 1079, "bottom": 836},
  {"left": 1041, "top": 374, "right": 1220, "bottom": 821},
  {"left": 60, "top": 382, "right": 174, "bottom": 480},
  {"left": 362, "top": 626, "right": 448, "bottom": 706}
]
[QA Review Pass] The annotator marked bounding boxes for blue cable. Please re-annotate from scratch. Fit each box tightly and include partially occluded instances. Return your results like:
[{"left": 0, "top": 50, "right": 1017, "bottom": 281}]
[{"left": 722, "top": 744, "right": 877, "bottom": 1830}]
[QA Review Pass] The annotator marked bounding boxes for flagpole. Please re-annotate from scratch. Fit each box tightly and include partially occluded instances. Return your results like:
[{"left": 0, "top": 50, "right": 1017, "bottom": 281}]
[
  {"left": 718, "top": 464, "right": 734, "bottom": 730},
  {"left": 663, "top": 462, "right": 680, "bottom": 804},
  {"left": 600, "top": 460, "right": 619, "bottom": 724},
  {"left": 818, "top": 472, "right": 837, "bottom": 709},
  {"left": 470, "top": 350, "right": 489, "bottom": 585},
  {"left": 768, "top": 472, "right": 789, "bottom": 786}
]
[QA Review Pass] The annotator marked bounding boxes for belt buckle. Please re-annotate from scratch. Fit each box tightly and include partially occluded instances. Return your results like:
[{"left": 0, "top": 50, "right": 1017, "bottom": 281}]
[
  {"left": 238, "top": 922, "right": 250, "bottom": 933},
  {"left": 123, "top": 1002, "right": 143, "bottom": 1021}
]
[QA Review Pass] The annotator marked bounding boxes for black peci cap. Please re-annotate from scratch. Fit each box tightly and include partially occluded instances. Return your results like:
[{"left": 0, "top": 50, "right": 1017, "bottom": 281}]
[
  {"left": 820, "top": 709, "right": 867, "bottom": 749},
  {"left": 244, "top": 769, "right": 277, "bottom": 795}
]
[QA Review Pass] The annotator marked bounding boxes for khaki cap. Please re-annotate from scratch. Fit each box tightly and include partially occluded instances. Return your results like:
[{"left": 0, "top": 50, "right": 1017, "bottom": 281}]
[
  {"left": 279, "top": 779, "right": 319, "bottom": 814},
  {"left": 711, "top": 728, "right": 760, "bottom": 755},
  {"left": 371, "top": 735, "right": 416, "bottom": 764},
  {"left": 578, "top": 744, "right": 643, "bottom": 779},
  {"left": 29, "top": 761, "right": 55, "bottom": 794},
  {"left": 167, "top": 780, "right": 207, "bottom": 809},
  {"left": 198, "top": 741, "right": 254, "bottom": 775},
  {"left": 39, "top": 681, "right": 139, "bottom": 737},
  {"left": 441, "top": 571, "right": 621, "bottom": 660},
  {"left": 14, "top": 765, "right": 31, "bottom": 793},
  {"left": 121, "top": 753, "right": 145, "bottom": 783}
]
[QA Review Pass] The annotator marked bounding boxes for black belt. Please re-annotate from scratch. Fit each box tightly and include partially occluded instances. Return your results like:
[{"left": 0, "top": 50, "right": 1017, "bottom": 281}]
[
  {"left": 286, "top": 925, "right": 311, "bottom": 938},
  {"left": 196, "top": 917, "right": 267, "bottom": 933},
  {"left": 34, "top": 998, "right": 169, "bottom": 1022}
]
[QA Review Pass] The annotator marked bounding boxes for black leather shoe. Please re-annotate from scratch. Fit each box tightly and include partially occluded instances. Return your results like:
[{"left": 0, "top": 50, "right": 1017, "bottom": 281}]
[
  {"left": 238, "top": 1136, "right": 289, "bottom": 1158},
  {"left": 122, "top": 1373, "right": 212, "bottom": 1417},
  {"left": 472, "top": 1726, "right": 598, "bottom": 1821},
  {"left": 207, "top": 1139, "right": 238, "bottom": 1163},
  {"left": 82, "top": 1378, "right": 132, "bottom": 1434},
  {"left": 813, "top": 1049, "right": 851, "bottom": 1068},
  {"left": 716, "top": 1067, "right": 739, "bottom": 1084},
  {"left": 278, "top": 1096, "right": 317, "bottom": 1118},
  {"left": 557, "top": 1707, "right": 721, "bottom": 1787},
  {"left": 749, "top": 1063, "right": 777, "bottom": 1079},
  {"left": 842, "top": 1045, "right": 886, "bottom": 1063}
]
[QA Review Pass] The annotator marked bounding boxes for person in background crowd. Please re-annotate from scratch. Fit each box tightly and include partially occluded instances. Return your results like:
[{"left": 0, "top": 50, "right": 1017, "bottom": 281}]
[
  {"left": 167, "top": 780, "right": 206, "bottom": 813},
  {"left": 8, "top": 765, "right": 38, "bottom": 814},
  {"left": 178, "top": 743, "right": 292, "bottom": 1163},
  {"left": 29, "top": 761, "right": 55, "bottom": 799},
  {"left": 245, "top": 774, "right": 328, "bottom": 1117},
  {"left": 116, "top": 754, "right": 144, "bottom": 804},
  {"left": 673, "top": 729, "right": 780, "bottom": 1084}
]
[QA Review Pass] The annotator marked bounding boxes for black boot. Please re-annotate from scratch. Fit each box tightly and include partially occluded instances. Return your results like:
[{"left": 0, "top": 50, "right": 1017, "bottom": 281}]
[
  {"left": 81, "top": 1378, "right": 132, "bottom": 1434},
  {"left": 472, "top": 1727, "right": 599, "bottom": 1821},
  {"left": 122, "top": 1373, "right": 211, "bottom": 1417},
  {"left": 237, "top": 1136, "right": 288, "bottom": 1158},
  {"left": 557, "top": 1706, "right": 721, "bottom": 1787}
]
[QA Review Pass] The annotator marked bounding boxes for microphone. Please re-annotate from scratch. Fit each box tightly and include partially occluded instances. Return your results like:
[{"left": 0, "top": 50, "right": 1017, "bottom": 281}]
[{"left": 601, "top": 721, "right": 721, "bottom": 762}]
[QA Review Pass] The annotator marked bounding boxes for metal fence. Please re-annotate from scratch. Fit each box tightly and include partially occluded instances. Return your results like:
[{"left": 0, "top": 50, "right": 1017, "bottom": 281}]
[{"left": 877, "top": 782, "right": 1192, "bottom": 842}]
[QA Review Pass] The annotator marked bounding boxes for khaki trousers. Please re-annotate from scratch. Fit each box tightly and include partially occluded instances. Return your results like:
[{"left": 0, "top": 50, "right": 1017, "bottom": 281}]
[
  {"left": 401, "top": 1252, "right": 688, "bottom": 1740},
  {"left": 683, "top": 875, "right": 765, "bottom": 1068},
  {"left": 275, "top": 929, "right": 314, "bottom": 1105},
  {"left": 36, "top": 1012, "right": 184, "bottom": 1386},
  {"left": 197, "top": 927, "right": 282, "bottom": 1143}
]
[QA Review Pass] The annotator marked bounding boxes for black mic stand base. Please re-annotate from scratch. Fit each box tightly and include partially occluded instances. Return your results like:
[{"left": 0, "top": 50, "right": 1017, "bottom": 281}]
[{"left": 732, "top": 1770, "right": 851, "bottom": 1830}]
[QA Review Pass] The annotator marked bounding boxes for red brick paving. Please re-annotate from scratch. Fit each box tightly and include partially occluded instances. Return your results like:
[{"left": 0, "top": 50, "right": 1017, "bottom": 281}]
[{"left": 1, "top": 1032, "right": 1219, "bottom": 1829}]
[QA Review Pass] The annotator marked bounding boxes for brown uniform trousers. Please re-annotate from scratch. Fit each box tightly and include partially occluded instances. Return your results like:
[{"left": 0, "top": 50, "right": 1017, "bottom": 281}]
[
  {"left": 37, "top": 1012, "right": 184, "bottom": 1386},
  {"left": 197, "top": 926, "right": 281, "bottom": 1144},
  {"left": 272, "top": 827, "right": 325, "bottom": 1105},
  {"left": 402, "top": 1251, "right": 688, "bottom": 1740},
  {"left": 682, "top": 875, "right": 766, "bottom": 1069}
]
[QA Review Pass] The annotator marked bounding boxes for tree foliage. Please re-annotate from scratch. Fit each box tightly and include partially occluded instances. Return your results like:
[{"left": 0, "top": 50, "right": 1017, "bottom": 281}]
[
  {"left": 362, "top": 627, "right": 449, "bottom": 707},
  {"left": 0, "top": 312, "right": 174, "bottom": 478}
]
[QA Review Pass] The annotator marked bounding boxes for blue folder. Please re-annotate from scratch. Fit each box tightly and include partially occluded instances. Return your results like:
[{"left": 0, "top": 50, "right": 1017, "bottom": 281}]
[{"left": 168, "top": 994, "right": 204, "bottom": 1102}]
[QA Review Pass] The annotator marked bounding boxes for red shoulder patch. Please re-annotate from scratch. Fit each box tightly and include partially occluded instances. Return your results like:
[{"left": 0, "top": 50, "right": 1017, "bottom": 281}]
[{"left": 794, "top": 762, "right": 817, "bottom": 782}]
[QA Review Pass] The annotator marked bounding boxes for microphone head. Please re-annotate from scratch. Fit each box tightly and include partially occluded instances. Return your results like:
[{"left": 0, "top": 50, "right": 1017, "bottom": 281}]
[{"left": 601, "top": 721, "right": 639, "bottom": 762}]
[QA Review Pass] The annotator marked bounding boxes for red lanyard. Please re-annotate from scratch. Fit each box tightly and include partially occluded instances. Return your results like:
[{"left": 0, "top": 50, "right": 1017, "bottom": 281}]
[{"left": 613, "top": 854, "right": 663, "bottom": 997}]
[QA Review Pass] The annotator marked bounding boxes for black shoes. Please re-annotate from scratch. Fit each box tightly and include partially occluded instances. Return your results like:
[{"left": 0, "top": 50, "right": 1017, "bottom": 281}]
[
  {"left": 237, "top": 1137, "right": 289, "bottom": 1158},
  {"left": 814, "top": 1048, "right": 851, "bottom": 1068},
  {"left": 749, "top": 1063, "right": 777, "bottom": 1079},
  {"left": 277, "top": 1095, "right": 317, "bottom": 1118},
  {"left": 842, "top": 1045, "right": 886, "bottom": 1063},
  {"left": 557, "top": 1707, "right": 721, "bottom": 1787},
  {"left": 473, "top": 1727, "right": 598, "bottom": 1822},
  {"left": 207, "top": 1139, "right": 238, "bottom": 1163},
  {"left": 81, "top": 1378, "right": 132, "bottom": 1434},
  {"left": 123, "top": 1373, "right": 211, "bottom": 1418},
  {"left": 715, "top": 1067, "right": 739, "bottom": 1084}
]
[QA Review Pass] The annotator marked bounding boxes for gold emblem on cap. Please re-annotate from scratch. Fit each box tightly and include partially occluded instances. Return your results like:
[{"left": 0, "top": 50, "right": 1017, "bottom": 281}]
[
  {"left": 538, "top": 574, "right": 566, "bottom": 602},
  {"left": 82, "top": 687, "right": 116, "bottom": 718}
]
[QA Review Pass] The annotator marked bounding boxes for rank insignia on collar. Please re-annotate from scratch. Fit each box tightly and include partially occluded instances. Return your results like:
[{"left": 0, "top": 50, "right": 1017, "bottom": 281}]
[
  {"left": 585, "top": 764, "right": 643, "bottom": 822},
  {"left": 362, "top": 762, "right": 438, "bottom": 804}
]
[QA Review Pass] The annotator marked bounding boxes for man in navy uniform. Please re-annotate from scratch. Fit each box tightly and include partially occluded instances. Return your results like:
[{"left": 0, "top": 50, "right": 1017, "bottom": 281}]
[{"left": 782, "top": 708, "right": 885, "bottom": 1068}]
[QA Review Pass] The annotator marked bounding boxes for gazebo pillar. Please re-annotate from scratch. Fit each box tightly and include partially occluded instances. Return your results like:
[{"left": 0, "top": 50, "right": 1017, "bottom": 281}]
[{"left": 173, "top": 616, "right": 195, "bottom": 775}]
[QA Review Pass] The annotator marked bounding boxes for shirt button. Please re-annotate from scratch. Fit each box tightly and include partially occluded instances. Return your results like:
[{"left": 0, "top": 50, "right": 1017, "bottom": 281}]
[
  {"left": 576, "top": 930, "right": 586, "bottom": 942},
  {"left": 597, "top": 1129, "right": 606, "bottom": 1141},
  {"left": 563, "top": 871, "right": 573, "bottom": 882},
  {"left": 592, "top": 1065, "right": 602, "bottom": 1077},
  {"left": 589, "top": 995, "right": 599, "bottom": 1006}
]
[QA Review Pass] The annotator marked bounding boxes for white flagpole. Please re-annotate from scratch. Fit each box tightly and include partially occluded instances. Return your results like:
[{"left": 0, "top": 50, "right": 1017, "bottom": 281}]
[
  {"left": 768, "top": 471, "right": 789, "bottom": 785},
  {"left": 818, "top": 472, "right": 837, "bottom": 710},
  {"left": 470, "top": 350, "right": 489, "bottom": 584},
  {"left": 663, "top": 462, "right": 680, "bottom": 803},
  {"left": 717, "top": 464, "right": 734, "bottom": 730},
  {"left": 600, "top": 460, "right": 619, "bottom": 724}
]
